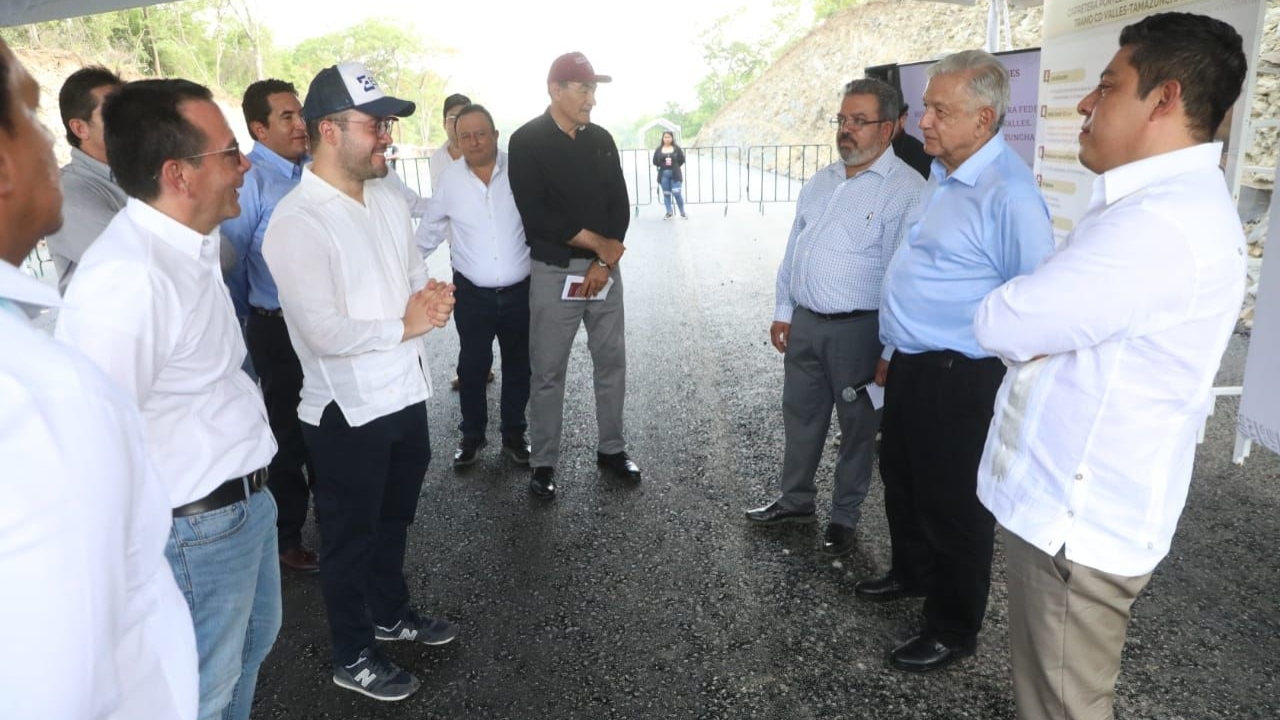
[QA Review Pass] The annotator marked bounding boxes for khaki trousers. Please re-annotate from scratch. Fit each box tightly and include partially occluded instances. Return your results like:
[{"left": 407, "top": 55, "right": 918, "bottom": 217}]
[{"left": 1004, "top": 530, "right": 1152, "bottom": 720}]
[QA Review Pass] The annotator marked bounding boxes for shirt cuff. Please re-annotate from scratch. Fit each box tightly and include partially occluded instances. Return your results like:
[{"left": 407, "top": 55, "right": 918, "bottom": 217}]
[
  {"left": 774, "top": 305, "right": 795, "bottom": 324},
  {"left": 881, "top": 345, "right": 895, "bottom": 362}
]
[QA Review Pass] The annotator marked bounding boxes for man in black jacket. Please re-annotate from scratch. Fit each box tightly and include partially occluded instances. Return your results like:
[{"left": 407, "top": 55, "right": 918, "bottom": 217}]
[
  {"left": 891, "top": 103, "right": 932, "bottom": 179},
  {"left": 508, "top": 51, "right": 642, "bottom": 499}
]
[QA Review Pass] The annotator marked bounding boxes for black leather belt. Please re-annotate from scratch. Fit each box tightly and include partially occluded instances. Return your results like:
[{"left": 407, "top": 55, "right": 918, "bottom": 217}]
[
  {"left": 801, "top": 307, "right": 876, "bottom": 321},
  {"left": 172, "top": 468, "right": 268, "bottom": 518},
  {"left": 893, "top": 350, "right": 997, "bottom": 370},
  {"left": 250, "top": 306, "right": 284, "bottom": 318}
]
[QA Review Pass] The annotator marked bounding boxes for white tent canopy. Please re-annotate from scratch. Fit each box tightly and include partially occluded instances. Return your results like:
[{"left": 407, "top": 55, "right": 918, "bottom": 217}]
[{"left": 0, "top": 0, "right": 154, "bottom": 27}]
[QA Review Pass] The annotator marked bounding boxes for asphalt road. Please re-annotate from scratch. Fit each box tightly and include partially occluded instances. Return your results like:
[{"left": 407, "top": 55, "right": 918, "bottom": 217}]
[{"left": 251, "top": 201, "right": 1280, "bottom": 720}]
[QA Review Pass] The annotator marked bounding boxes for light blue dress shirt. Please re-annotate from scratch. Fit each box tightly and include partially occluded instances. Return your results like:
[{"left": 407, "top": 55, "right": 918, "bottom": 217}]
[
  {"left": 879, "top": 134, "right": 1053, "bottom": 358},
  {"left": 221, "top": 143, "right": 305, "bottom": 314}
]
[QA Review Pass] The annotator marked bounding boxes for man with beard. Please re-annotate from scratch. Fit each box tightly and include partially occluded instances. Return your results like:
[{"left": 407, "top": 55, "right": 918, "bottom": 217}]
[
  {"left": 222, "top": 79, "right": 320, "bottom": 574},
  {"left": 746, "top": 78, "right": 924, "bottom": 557},
  {"left": 56, "top": 78, "right": 280, "bottom": 720},
  {"left": 263, "top": 61, "right": 458, "bottom": 702}
]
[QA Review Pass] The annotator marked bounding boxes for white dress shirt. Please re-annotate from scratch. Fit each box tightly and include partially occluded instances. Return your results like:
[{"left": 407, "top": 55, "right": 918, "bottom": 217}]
[
  {"left": 56, "top": 199, "right": 277, "bottom": 508},
  {"left": 418, "top": 151, "right": 531, "bottom": 287},
  {"left": 1, "top": 262, "right": 197, "bottom": 720},
  {"left": 974, "top": 142, "right": 1245, "bottom": 576},
  {"left": 263, "top": 168, "right": 433, "bottom": 428}
]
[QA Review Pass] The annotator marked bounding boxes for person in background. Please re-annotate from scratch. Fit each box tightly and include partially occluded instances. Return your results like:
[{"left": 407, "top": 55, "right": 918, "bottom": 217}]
[
  {"left": 652, "top": 130, "right": 687, "bottom": 219},
  {"left": 221, "top": 78, "right": 320, "bottom": 574},
  {"left": 44, "top": 65, "right": 124, "bottom": 294},
  {"left": 429, "top": 92, "right": 471, "bottom": 193},
  {"left": 418, "top": 104, "right": 533, "bottom": 470},
  {"left": 891, "top": 102, "right": 932, "bottom": 179},
  {"left": 0, "top": 40, "right": 199, "bottom": 720},
  {"left": 973, "top": 13, "right": 1248, "bottom": 718},
  {"left": 57, "top": 78, "right": 280, "bottom": 720}
]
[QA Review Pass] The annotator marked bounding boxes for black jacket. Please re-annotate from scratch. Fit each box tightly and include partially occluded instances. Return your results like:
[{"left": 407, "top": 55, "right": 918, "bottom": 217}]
[{"left": 652, "top": 146, "right": 685, "bottom": 183}]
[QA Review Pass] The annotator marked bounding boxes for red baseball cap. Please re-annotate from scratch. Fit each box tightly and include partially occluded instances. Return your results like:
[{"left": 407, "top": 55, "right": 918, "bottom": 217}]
[{"left": 547, "top": 52, "right": 612, "bottom": 84}]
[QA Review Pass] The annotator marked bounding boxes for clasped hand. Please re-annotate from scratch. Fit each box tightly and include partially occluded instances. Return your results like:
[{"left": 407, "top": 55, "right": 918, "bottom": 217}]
[{"left": 402, "top": 278, "right": 457, "bottom": 340}]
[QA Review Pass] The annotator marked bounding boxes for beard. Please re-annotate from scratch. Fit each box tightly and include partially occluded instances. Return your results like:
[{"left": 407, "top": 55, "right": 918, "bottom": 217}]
[{"left": 838, "top": 136, "right": 880, "bottom": 167}]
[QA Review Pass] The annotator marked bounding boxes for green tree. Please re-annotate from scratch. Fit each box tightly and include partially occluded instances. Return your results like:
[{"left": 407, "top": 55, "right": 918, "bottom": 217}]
[{"left": 283, "top": 18, "right": 450, "bottom": 148}]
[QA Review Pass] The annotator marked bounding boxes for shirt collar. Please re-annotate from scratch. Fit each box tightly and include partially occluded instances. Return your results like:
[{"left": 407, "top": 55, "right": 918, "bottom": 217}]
[
  {"left": 936, "top": 133, "right": 1007, "bottom": 187},
  {"left": 125, "top": 197, "right": 211, "bottom": 260},
  {"left": 248, "top": 142, "right": 306, "bottom": 180},
  {"left": 0, "top": 259, "right": 62, "bottom": 320},
  {"left": 69, "top": 146, "right": 114, "bottom": 184},
  {"left": 467, "top": 151, "right": 507, "bottom": 181},
  {"left": 1098, "top": 142, "right": 1223, "bottom": 206}
]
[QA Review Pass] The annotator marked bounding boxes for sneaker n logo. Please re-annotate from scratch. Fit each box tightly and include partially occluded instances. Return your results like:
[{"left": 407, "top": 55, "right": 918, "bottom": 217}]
[
  {"left": 398, "top": 628, "right": 418, "bottom": 641},
  {"left": 353, "top": 668, "right": 378, "bottom": 688}
]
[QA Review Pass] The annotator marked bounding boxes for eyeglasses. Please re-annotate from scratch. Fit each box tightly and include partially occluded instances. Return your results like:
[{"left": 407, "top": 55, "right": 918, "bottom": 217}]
[
  {"left": 332, "top": 116, "right": 398, "bottom": 136},
  {"left": 176, "top": 141, "right": 242, "bottom": 163},
  {"left": 830, "top": 115, "right": 892, "bottom": 130}
]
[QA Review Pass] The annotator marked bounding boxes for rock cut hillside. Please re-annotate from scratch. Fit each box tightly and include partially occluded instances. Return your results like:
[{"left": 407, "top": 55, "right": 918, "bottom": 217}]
[{"left": 696, "top": 0, "right": 1279, "bottom": 187}]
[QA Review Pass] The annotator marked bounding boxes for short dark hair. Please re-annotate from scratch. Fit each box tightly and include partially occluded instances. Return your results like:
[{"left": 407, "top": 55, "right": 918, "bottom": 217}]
[
  {"left": 242, "top": 78, "right": 297, "bottom": 135},
  {"left": 442, "top": 93, "right": 471, "bottom": 119},
  {"left": 103, "top": 79, "right": 213, "bottom": 201},
  {"left": 0, "top": 48, "right": 10, "bottom": 136},
  {"left": 843, "top": 77, "right": 902, "bottom": 123},
  {"left": 453, "top": 103, "right": 494, "bottom": 131},
  {"left": 1118, "top": 12, "right": 1246, "bottom": 142},
  {"left": 59, "top": 66, "right": 122, "bottom": 148},
  {"left": 899, "top": 103, "right": 909, "bottom": 118}
]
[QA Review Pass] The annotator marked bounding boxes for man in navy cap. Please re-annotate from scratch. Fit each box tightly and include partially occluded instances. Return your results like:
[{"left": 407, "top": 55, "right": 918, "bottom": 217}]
[
  {"left": 508, "top": 52, "right": 640, "bottom": 499},
  {"left": 263, "top": 60, "right": 458, "bottom": 702}
]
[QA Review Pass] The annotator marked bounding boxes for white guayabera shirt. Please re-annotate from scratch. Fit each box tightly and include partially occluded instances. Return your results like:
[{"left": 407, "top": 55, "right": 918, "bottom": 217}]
[
  {"left": 1, "top": 262, "right": 198, "bottom": 720},
  {"left": 264, "top": 168, "right": 433, "bottom": 428},
  {"left": 974, "top": 142, "right": 1246, "bottom": 577}
]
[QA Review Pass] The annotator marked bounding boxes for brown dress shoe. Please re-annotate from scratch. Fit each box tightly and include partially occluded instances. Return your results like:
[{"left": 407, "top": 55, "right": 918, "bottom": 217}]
[{"left": 280, "top": 546, "right": 320, "bottom": 573}]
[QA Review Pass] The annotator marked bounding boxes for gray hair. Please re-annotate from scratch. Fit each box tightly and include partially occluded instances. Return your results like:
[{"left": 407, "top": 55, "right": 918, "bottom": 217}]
[
  {"left": 927, "top": 50, "right": 1010, "bottom": 132},
  {"left": 842, "top": 77, "right": 903, "bottom": 123}
]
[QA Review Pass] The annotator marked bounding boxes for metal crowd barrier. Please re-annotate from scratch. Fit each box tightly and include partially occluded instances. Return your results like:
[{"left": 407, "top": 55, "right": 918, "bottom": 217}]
[
  {"left": 745, "top": 144, "right": 834, "bottom": 205},
  {"left": 681, "top": 146, "right": 742, "bottom": 207}
]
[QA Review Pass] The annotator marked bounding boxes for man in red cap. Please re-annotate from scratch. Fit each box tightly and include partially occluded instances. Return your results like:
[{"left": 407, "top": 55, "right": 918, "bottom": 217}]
[{"left": 508, "top": 52, "right": 640, "bottom": 500}]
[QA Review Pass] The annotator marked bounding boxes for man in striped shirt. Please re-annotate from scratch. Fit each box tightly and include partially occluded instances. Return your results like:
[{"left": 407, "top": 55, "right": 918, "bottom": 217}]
[{"left": 745, "top": 78, "right": 924, "bottom": 557}]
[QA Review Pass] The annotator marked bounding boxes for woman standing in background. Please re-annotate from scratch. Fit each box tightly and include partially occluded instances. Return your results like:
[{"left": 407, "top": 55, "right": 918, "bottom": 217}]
[{"left": 652, "top": 131, "right": 687, "bottom": 219}]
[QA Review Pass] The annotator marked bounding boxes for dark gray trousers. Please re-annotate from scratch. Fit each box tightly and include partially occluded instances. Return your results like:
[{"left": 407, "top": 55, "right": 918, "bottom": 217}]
[{"left": 777, "top": 307, "right": 881, "bottom": 528}]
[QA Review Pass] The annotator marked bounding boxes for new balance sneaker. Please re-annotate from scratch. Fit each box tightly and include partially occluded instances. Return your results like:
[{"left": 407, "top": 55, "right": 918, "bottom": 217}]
[
  {"left": 375, "top": 610, "right": 458, "bottom": 646},
  {"left": 332, "top": 648, "right": 420, "bottom": 701}
]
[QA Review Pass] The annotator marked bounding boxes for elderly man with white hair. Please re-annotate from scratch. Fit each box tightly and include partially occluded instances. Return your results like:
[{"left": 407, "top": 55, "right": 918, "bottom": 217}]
[{"left": 855, "top": 50, "right": 1055, "bottom": 673}]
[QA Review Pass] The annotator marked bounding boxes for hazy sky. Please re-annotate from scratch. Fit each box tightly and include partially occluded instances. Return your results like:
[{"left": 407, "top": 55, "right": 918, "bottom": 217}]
[{"left": 257, "top": 0, "right": 787, "bottom": 139}]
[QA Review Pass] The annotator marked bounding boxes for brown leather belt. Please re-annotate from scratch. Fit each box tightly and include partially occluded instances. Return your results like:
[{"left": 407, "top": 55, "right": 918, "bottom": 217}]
[{"left": 172, "top": 468, "right": 268, "bottom": 518}]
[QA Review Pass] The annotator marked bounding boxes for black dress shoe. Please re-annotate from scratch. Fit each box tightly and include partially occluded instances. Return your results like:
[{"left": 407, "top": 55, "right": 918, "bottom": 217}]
[
  {"left": 821, "top": 522, "right": 856, "bottom": 556},
  {"left": 744, "top": 499, "right": 816, "bottom": 525},
  {"left": 597, "top": 451, "right": 641, "bottom": 481},
  {"left": 854, "top": 573, "right": 927, "bottom": 602},
  {"left": 501, "top": 433, "right": 531, "bottom": 464},
  {"left": 888, "top": 634, "right": 976, "bottom": 672},
  {"left": 452, "top": 437, "right": 486, "bottom": 468},
  {"left": 529, "top": 467, "right": 556, "bottom": 498}
]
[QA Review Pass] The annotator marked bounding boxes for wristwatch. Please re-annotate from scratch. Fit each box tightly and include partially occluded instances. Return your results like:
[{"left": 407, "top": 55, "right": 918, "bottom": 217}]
[{"left": 594, "top": 258, "right": 609, "bottom": 269}]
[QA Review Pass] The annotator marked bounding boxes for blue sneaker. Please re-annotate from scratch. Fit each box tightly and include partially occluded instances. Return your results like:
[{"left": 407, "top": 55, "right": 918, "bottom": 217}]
[
  {"left": 375, "top": 610, "right": 458, "bottom": 646},
  {"left": 332, "top": 648, "right": 420, "bottom": 701}
]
